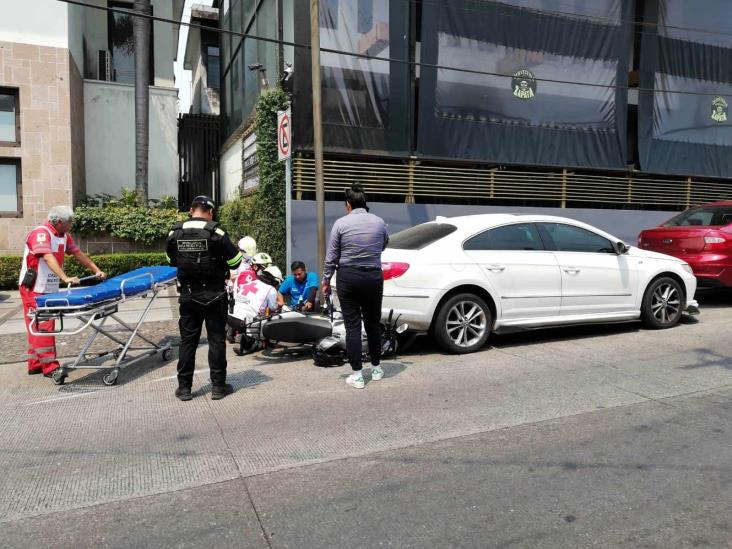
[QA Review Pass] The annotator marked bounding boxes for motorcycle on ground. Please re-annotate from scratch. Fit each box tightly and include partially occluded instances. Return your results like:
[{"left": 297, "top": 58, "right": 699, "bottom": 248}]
[{"left": 236, "top": 299, "right": 409, "bottom": 366}]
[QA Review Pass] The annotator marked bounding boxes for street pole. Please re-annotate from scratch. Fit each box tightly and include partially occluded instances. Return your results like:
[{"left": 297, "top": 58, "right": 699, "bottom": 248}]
[
  {"left": 310, "top": 0, "right": 326, "bottom": 290},
  {"left": 285, "top": 156, "right": 292, "bottom": 271}
]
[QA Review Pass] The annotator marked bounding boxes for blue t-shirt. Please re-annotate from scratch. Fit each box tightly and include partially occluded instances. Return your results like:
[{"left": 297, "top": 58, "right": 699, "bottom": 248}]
[{"left": 279, "top": 271, "right": 319, "bottom": 307}]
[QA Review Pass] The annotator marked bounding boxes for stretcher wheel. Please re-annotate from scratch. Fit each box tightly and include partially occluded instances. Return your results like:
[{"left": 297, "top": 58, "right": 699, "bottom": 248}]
[
  {"left": 51, "top": 371, "right": 66, "bottom": 385},
  {"left": 102, "top": 370, "right": 119, "bottom": 386},
  {"left": 161, "top": 347, "right": 173, "bottom": 361}
]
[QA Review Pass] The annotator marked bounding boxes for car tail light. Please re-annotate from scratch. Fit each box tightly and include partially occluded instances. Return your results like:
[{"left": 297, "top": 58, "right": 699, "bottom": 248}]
[
  {"left": 704, "top": 236, "right": 725, "bottom": 244},
  {"left": 382, "top": 262, "right": 410, "bottom": 280},
  {"left": 703, "top": 235, "right": 730, "bottom": 250}
]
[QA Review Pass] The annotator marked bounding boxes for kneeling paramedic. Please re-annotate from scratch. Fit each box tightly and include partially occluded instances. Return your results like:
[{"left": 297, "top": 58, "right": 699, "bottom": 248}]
[
  {"left": 166, "top": 196, "right": 243, "bottom": 401},
  {"left": 229, "top": 265, "right": 283, "bottom": 355}
]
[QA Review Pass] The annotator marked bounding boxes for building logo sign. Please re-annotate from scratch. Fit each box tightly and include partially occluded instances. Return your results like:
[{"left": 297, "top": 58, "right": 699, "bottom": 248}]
[
  {"left": 711, "top": 96, "right": 727, "bottom": 123},
  {"left": 512, "top": 69, "right": 537, "bottom": 100}
]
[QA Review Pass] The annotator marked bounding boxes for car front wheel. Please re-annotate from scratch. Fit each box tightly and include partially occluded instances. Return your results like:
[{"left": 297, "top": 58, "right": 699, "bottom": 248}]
[
  {"left": 433, "top": 293, "right": 492, "bottom": 354},
  {"left": 641, "top": 276, "right": 684, "bottom": 329}
]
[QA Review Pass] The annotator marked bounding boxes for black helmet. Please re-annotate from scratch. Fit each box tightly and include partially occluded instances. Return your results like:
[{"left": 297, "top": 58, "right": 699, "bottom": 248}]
[{"left": 191, "top": 195, "right": 215, "bottom": 210}]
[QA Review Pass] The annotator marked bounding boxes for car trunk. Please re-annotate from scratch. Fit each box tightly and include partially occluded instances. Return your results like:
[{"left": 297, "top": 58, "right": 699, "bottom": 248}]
[{"left": 639, "top": 227, "right": 711, "bottom": 255}]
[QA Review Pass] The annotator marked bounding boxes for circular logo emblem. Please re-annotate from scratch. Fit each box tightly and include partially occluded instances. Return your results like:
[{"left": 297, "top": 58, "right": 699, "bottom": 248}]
[
  {"left": 711, "top": 96, "right": 727, "bottom": 123},
  {"left": 512, "top": 69, "right": 537, "bottom": 101}
]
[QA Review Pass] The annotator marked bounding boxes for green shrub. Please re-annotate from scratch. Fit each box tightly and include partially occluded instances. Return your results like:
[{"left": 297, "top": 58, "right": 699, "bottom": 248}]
[
  {"left": 219, "top": 88, "right": 289, "bottom": 267},
  {"left": 0, "top": 256, "right": 20, "bottom": 290},
  {"left": 74, "top": 189, "right": 186, "bottom": 244},
  {"left": 0, "top": 253, "right": 168, "bottom": 290},
  {"left": 218, "top": 194, "right": 257, "bottom": 242}
]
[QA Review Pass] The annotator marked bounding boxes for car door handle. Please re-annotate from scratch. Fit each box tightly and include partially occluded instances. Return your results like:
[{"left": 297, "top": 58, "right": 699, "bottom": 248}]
[
  {"left": 563, "top": 267, "right": 581, "bottom": 274},
  {"left": 486, "top": 264, "right": 506, "bottom": 272}
]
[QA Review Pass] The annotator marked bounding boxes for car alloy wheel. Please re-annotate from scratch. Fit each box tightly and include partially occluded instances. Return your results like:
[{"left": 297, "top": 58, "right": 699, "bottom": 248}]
[
  {"left": 445, "top": 301, "right": 487, "bottom": 348},
  {"left": 651, "top": 282, "right": 681, "bottom": 324},
  {"left": 641, "top": 276, "right": 684, "bottom": 329}
]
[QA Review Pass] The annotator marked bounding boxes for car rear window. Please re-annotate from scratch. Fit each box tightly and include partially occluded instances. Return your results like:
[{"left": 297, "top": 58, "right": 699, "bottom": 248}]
[
  {"left": 387, "top": 223, "right": 458, "bottom": 250},
  {"left": 664, "top": 206, "right": 732, "bottom": 227}
]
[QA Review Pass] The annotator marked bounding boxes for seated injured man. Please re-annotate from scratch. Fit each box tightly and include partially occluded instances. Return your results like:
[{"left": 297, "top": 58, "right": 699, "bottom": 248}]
[
  {"left": 277, "top": 261, "right": 319, "bottom": 312},
  {"left": 229, "top": 265, "right": 283, "bottom": 355}
]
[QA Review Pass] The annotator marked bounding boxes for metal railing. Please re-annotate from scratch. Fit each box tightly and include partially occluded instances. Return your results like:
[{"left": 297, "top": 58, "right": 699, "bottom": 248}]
[{"left": 292, "top": 157, "right": 732, "bottom": 209}]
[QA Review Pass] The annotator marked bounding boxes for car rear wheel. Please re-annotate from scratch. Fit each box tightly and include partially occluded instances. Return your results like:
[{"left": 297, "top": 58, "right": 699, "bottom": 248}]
[
  {"left": 641, "top": 276, "right": 684, "bottom": 329},
  {"left": 433, "top": 293, "right": 491, "bottom": 354}
]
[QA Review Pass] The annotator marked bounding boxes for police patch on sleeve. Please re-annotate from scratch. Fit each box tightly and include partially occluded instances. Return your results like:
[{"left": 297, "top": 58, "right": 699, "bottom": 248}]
[
  {"left": 712, "top": 96, "right": 727, "bottom": 123},
  {"left": 512, "top": 69, "right": 537, "bottom": 101},
  {"left": 177, "top": 239, "right": 209, "bottom": 252}
]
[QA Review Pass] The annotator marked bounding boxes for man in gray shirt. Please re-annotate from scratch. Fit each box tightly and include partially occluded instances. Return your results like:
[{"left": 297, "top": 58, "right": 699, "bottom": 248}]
[{"left": 322, "top": 184, "right": 389, "bottom": 389}]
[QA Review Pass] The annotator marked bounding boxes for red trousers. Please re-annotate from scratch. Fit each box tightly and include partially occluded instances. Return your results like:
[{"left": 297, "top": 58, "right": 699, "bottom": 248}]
[{"left": 20, "top": 286, "right": 59, "bottom": 374}]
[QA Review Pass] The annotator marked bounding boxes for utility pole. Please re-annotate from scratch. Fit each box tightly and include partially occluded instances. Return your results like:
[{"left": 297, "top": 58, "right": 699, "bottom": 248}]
[
  {"left": 133, "top": 0, "right": 151, "bottom": 206},
  {"left": 310, "top": 0, "right": 326, "bottom": 289}
]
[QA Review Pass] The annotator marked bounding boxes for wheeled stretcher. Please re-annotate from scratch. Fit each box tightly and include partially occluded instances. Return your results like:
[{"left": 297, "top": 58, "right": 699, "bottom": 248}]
[{"left": 28, "top": 266, "right": 178, "bottom": 386}]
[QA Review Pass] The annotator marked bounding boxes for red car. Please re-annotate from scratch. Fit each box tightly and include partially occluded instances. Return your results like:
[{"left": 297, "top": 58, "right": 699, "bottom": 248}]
[{"left": 638, "top": 201, "right": 732, "bottom": 288}]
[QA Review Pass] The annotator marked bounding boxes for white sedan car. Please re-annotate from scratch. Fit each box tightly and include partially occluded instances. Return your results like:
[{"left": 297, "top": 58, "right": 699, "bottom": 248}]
[{"left": 381, "top": 214, "right": 699, "bottom": 354}]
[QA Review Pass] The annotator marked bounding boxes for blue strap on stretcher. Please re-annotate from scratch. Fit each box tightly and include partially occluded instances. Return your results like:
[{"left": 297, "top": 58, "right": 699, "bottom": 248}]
[{"left": 35, "top": 266, "right": 177, "bottom": 308}]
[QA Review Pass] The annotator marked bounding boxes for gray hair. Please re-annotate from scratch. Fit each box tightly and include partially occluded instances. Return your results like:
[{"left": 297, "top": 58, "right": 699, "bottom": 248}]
[{"left": 48, "top": 205, "right": 74, "bottom": 224}]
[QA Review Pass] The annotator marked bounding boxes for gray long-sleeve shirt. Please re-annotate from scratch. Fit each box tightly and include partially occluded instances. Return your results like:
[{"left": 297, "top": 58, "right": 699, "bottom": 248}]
[{"left": 323, "top": 208, "right": 389, "bottom": 282}]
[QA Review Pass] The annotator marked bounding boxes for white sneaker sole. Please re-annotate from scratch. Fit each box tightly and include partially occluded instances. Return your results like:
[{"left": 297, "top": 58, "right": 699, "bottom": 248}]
[{"left": 346, "top": 377, "right": 365, "bottom": 389}]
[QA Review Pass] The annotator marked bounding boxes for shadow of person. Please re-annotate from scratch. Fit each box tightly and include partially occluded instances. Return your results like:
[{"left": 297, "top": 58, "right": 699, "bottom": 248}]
[
  {"left": 681, "top": 348, "right": 732, "bottom": 371},
  {"left": 193, "top": 368, "right": 273, "bottom": 397}
]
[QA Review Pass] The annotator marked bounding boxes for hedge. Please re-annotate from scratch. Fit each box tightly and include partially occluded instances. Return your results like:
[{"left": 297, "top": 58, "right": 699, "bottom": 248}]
[
  {"left": 73, "top": 189, "right": 186, "bottom": 244},
  {"left": 0, "top": 253, "right": 168, "bottom": 290},
  {"left": 218, "top": 88, "right": 289, "bottom": 268}
]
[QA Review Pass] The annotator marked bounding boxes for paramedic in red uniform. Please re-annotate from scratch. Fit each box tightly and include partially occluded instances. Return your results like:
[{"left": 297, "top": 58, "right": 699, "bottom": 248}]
[{"left": 19, "top": 205, "right": 106, "bottom": 377}]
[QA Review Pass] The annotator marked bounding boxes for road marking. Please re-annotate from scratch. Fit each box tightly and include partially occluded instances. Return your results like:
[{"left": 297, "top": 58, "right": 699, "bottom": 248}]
[{"left": 21, "top": 389, "right": 108, "bottom": 406}]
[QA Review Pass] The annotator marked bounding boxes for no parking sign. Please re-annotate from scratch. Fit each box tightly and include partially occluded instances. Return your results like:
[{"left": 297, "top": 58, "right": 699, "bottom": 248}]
[{"left": 277, "top": 109, "right": 291, "bottom": 161}]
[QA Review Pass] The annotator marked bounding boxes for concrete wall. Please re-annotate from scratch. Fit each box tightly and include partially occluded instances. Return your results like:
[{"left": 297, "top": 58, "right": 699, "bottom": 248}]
[
  {"left": 84, "top": 80, "right": 178, "bottom": 199},
  {"left": 0, "top": 41, "right": 78, "bottom": 254},
  {"left": 220, "top": 138, "right": 243, "bottom": 202},
  {"left": 0, "top": 2, "right": 69, "bottom": 50},
  {"left": 289, "top": 200, "right": 676, "bottom": 276},
  {"left": 152, "top": 0, "right": 175, "bottom": 87}
]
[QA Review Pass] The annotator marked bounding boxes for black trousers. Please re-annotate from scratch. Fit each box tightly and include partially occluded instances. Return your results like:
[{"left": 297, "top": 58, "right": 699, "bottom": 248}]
[
  {"left": 336, "top": 267, "right": 384, "bottom": 371},
  {"left": 177, "top": 290, "right": 228, "bottom": 389}
]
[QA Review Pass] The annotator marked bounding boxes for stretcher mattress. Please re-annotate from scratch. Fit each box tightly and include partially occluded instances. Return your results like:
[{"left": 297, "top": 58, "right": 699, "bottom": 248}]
[{"left": 35, "top": 266, "right": 177, "bottom": 308}]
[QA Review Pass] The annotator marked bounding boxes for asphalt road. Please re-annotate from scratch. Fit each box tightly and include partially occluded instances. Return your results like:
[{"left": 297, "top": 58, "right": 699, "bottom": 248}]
[{"left": 0, "top": 290, "right": 730, "bottom": 548}]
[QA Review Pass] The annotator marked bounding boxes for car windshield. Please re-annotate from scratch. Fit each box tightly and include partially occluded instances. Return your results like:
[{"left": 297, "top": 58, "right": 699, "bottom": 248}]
[
  {"left": 663, "top": 206, "right": 732, "bottom": 227},
  {"left": 387, "top": 223, "right": 458, "bottom": 250}
]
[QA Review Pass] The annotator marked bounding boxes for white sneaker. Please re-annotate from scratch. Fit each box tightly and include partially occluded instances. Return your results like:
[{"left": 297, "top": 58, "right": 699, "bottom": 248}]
[
  {"left": 371, "top": 366, "right": 384, "bottom": 381},
  {"left": 346, "top": 373, "right": 365, "bottom": 389}
]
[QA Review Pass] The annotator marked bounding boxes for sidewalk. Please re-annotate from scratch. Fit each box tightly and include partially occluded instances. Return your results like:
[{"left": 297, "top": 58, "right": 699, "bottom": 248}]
[{"left": 0, "top": 287, "right": 180, "bottom": 364}]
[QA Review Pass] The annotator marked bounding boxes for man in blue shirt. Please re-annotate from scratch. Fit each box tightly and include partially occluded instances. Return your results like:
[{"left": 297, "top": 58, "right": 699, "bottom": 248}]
[{"left": 277, "top": 261, "right": 319, "bottom": 311}]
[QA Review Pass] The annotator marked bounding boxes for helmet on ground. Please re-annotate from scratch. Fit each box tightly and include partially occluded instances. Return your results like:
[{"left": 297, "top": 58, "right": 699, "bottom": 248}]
[
  {"left": 251, "top": 252, "right": 273, "bottom": 266},
  {"left": 260, "top": 265, "right": 283, "bottom": 286},
  {"left": 237, "top": 236, "right": 257, "bottom": 257}
]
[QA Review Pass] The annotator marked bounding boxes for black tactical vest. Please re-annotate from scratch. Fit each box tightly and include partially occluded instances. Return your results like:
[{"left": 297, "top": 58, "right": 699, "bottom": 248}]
[{"left": 173, "top": 220, "right": 223, "bottom": 284}]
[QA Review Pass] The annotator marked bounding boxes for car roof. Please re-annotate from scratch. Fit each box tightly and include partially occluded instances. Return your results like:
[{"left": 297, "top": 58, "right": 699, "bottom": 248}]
[
  {"left": 432, "top": 214, "right": 620, "bottom": 241},
  {"left": 694, "top": 201, "right": 732, "bottom": 207}
]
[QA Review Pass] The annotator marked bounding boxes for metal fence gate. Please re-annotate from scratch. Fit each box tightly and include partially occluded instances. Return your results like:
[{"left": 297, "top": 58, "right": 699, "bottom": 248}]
[{"left": 178, "top": 114, "right": 221, "bottom": 209}]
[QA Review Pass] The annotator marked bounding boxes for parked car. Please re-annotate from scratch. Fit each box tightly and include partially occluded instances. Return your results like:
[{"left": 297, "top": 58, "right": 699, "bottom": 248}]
[
  {"left": 638, "top": 201, "right": 732, "bottom": 288},
  {"left": 381, "top": 214, "right": 699, "bottom": 354}
]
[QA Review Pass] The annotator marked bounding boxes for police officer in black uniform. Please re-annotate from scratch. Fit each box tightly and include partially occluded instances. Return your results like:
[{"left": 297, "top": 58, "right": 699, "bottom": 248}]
[{"left": 166, "top": 196, "right": 243, "bottom": 401}]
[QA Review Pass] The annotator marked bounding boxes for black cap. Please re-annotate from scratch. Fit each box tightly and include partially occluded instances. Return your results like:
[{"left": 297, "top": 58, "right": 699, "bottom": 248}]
[{"left": 191, "top": 195, "right": 215, "bottom": 210}]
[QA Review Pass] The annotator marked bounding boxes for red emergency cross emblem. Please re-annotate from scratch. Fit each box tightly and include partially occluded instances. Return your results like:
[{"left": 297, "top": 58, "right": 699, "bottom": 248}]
[{"left": 239, "top": 282, "right": 259, "bottom": 296}]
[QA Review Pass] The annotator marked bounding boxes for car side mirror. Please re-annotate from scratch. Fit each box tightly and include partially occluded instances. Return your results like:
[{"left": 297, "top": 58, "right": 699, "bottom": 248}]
[{"left": 614, "top": 241, "right": 629, "bottom": 255}]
